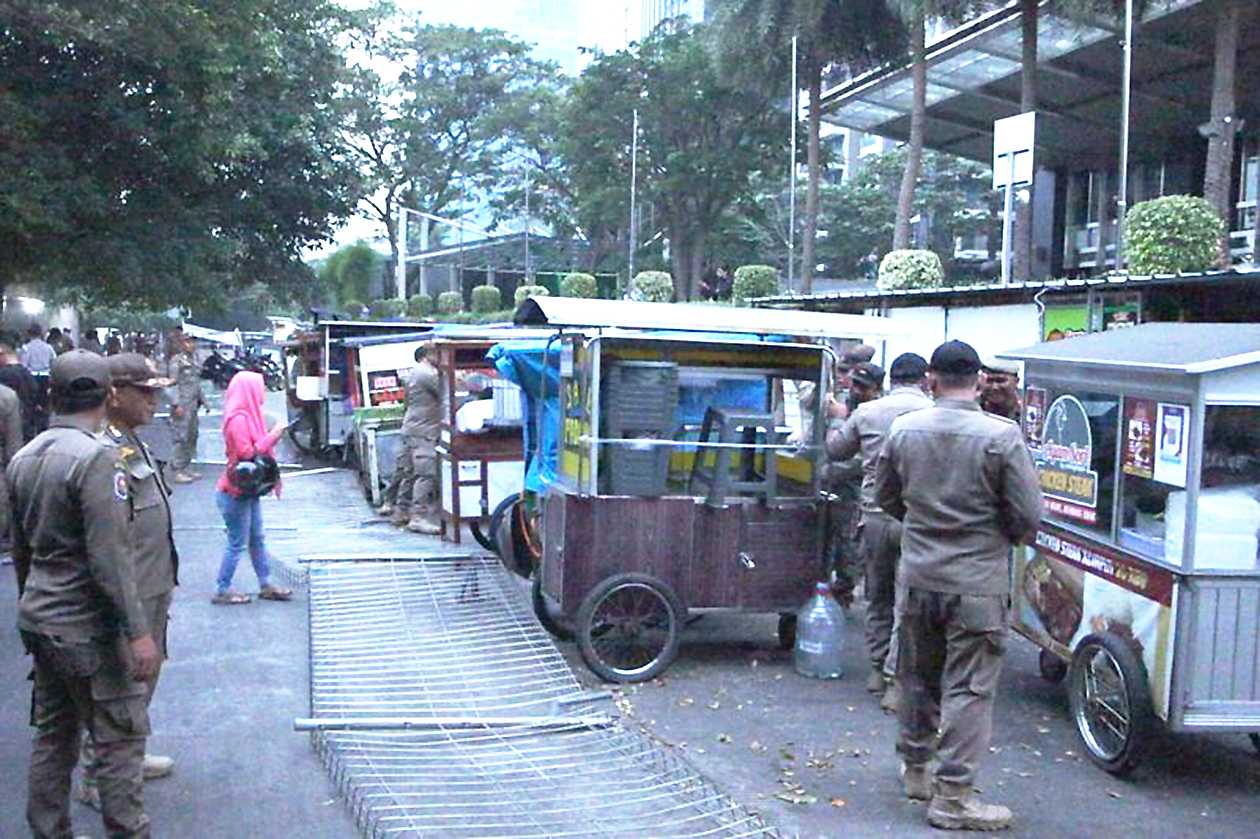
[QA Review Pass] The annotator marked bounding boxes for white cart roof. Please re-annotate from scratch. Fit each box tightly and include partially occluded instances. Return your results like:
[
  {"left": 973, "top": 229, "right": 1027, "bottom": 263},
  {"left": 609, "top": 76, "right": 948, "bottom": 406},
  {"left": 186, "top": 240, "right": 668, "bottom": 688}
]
[
  {"left": 514, "top": 296, "right": 911, "bottom": 340},
  {"left": 999, "top": 323, "right": 1260, "bottom": 374}
]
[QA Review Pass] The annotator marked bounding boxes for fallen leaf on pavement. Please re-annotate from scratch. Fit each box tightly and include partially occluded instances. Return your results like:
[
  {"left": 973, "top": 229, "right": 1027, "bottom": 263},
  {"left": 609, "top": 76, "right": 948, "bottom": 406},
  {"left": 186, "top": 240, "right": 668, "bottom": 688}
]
[
  {"left": 717, "top": 733, "right": 732, "bottom": 744},
  {"left": 1107, "top": 791, "right": 1122, "bottom": 799},
  {"left": 830, "top": 798, "right": 846, "bottom": 808},
  {"left": 774, "top": 792, "right": 818, "bottom": 806}
]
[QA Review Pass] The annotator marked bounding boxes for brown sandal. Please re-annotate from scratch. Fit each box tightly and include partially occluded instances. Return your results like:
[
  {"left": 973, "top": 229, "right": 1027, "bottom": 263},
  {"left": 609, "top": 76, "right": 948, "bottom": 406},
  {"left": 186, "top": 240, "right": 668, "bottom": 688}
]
[
  {"left": 258, "top": 585, "right": 292, "bottom": 601},
  {"left": 211, "top": 591, "right": 251, "bottom": 605}
]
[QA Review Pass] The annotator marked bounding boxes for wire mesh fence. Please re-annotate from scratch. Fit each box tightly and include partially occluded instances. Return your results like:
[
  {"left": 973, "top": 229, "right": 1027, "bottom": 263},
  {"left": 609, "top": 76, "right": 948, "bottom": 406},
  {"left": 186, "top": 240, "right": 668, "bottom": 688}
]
[{"left": 300, "top": 556, "right": 779, "bottom": 838}]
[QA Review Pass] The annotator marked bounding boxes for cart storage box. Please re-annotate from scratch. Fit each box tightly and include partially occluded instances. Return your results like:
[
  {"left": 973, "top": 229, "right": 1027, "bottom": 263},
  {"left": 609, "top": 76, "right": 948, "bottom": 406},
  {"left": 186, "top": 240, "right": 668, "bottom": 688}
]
[{"left": 602, "top": 362, "right": 679, "bottom": 432}]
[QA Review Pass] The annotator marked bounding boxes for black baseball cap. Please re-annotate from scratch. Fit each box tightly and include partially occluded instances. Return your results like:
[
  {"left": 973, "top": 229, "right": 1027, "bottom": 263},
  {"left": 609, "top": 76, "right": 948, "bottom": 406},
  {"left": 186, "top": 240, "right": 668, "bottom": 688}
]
[
  {"left": 51, "top": 349, "right": 111, "bottom": 394},
  {"left": 929, "top": 340, "right": 982, "bottom": 375},
  {"left": 850, "top": 361, "right": 885, "bottom": 389},
  {"left": 889, "top": 352, "right": 929, "bottom": 381}
]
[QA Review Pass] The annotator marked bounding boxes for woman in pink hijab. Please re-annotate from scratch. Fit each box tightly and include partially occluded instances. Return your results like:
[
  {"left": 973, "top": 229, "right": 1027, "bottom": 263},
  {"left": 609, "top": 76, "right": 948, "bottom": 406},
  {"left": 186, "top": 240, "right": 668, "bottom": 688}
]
[{"left": 211, "top": 371, "right": 292, "bottom": 604}]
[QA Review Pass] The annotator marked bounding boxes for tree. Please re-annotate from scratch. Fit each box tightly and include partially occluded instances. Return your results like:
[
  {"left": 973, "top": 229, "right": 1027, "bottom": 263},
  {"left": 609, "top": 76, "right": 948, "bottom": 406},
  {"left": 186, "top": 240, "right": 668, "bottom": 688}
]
[
  {"left": 1012, "top": 0, "right": 1037, "bottom": 280},
  {"left": 711, "top": 0, "right": 905, "bottom": 292},
  {"left": 0, "top": 0, "right": 360, "bottom": 309},
  {"left": 563, "top": 24, "right": 787, "bottom": 299},
  {"left": 318, "top": 241, "right": 386, "bottom": 304},
  {"left": 1201, "top": 0, "right": 1242, "bottom": 266},
  {"left": 339, "top": 7, "right": 558, "bottom": 290}
]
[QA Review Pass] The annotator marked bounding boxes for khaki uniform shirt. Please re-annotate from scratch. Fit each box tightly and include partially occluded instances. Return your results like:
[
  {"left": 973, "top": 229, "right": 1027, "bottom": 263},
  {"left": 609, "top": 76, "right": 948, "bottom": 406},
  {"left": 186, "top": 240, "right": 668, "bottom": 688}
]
[
  {"left": 105, "top": 423, "right": 178, "bottom": 599},
  {"left": 402, "top": 359, "right": 442, "bottom": 441},
  {"left": 874, "top": 398, "right": 1043, "bottom": 596},
  {"left": 826, "top": 385, "right": 933, "bottom": 515},
  {"left": 0, "top": 383, "right": 23, "bottom": 466},
  {"left": 8, "top": 415, "right": 149, "bottom": 641},
  {"left": 168, "top": 351, "right": 203, "bottom": 408}
]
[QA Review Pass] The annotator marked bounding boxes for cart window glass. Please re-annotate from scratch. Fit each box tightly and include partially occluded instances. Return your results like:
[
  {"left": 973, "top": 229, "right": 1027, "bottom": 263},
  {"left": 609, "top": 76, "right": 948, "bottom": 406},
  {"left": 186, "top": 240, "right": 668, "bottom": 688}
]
[
  {"left": 1171, "top": 406, "right": 1260, "bottom": 572},
  {"left": 1116, "top": 397, "right": 1174, "bottom": 562},
  {"left": 1030, "top": 390, "right": 1118, "bottom": 538}
]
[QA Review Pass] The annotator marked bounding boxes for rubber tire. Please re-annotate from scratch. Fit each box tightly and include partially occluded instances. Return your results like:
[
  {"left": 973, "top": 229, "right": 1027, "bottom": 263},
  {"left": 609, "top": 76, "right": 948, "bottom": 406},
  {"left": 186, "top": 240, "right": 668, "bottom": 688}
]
[
  {"left": 777, "top": 613, "right": 797, "bottom": 651},
  {"left": 531, "top": 572, "right": 574, "bottom": 642},
  {"left": 470, "top": 519, "right": 495, "bottom": 552},
  {"left": 576, "top": 572, "right": 684, "bottom": 684},
  {"left": 287, "top": 413, "right": 317, "bottom": 455},
  {"left": 1068, "top": 632, "right": 1156, "bottom": 776},
  {"left": 1249, "top": 733, "right": 1260, "bottom": 756},
  {"left": 1039, "top": 648, "right": 1068, "bottom": 684},
  {"left": 487, "top": 494, "right": 521, "bottom": 557}
]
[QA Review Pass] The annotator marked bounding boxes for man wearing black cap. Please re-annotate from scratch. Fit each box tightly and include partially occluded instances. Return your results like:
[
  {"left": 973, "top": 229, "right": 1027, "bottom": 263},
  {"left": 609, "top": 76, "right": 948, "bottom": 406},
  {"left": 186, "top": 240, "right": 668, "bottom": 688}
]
[
  {"left": 874, "top": 340, "right": 1042, "bottom": 831},
  {"left": 827, "top": 353, "right": 932, "bottom": 713},
  {"left": 75, "top": 354, "right": 179, "bottom": 810},
  {"left": 8, "top": 349, "right": 159, "bottom": 838}
]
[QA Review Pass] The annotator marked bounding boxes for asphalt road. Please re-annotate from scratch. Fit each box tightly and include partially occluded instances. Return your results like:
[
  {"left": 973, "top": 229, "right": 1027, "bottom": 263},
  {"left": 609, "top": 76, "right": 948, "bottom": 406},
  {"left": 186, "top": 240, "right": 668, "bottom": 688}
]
[{"left": 3, "top": 399, "right": 1259, "bottom": 837}]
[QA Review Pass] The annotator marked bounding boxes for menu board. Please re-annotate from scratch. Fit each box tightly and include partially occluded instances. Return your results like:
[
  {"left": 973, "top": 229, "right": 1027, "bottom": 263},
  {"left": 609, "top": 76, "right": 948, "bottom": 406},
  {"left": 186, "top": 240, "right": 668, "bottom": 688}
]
[{"left": 1035, "top": 394, "right": 1098, "bottom": 524}]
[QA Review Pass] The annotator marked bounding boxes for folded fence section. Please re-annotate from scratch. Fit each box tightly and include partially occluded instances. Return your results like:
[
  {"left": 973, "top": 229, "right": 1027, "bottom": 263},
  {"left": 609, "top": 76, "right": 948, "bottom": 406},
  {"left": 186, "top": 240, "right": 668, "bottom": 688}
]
[{"left": 299, "top": 556, "right": 779, "bottom": 838}]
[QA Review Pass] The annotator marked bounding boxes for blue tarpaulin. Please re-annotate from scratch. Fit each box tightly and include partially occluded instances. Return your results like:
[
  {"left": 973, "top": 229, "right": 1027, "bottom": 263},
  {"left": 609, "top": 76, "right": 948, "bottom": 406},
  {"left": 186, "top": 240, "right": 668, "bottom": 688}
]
[{"left": 487, "top": 340, "right": 561, "bottom": 494}]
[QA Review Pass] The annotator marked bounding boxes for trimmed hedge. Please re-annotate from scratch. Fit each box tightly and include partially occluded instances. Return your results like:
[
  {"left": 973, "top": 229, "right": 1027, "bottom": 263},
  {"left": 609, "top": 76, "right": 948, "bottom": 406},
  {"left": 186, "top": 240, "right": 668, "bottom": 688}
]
[
  {"left": 368, "top": 299, "right": 405, "bottom": 320},
  {"left": 732, "top": 264, "right": 779, "bottom": 303},
  {"left": 1125, "top": 194, "right": 1225, "bottom": 275},
  {"left": 341, "top": 299, "right": 366, "bottom": 319},
  {"left": 406, "top": 294, "right": 434, "bottom": 318},
  {"left": 471, "top": 285, "right": 502, "bottom": 313},
  {"left": 560, "top": 272, "right": 598, "bottom": 298},
  {"left": 630, "top": 271, "right": 673, "bottom": 302},
  {"left": 437, "top": 291, "right": 464, "bottom": 315},
  {"left": 514, "top": 283, "right": 550, "bottom": 307},
  {"left": 877, "top": 250, "right": 945, "bottom": 291}
]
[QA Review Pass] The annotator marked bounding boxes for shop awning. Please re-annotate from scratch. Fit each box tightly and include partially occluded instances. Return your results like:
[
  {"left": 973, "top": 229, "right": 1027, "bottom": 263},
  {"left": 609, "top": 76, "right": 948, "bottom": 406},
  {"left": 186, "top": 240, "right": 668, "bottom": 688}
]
[{"left": 999, "top": 323, "right": 1260, "bottom": 373}]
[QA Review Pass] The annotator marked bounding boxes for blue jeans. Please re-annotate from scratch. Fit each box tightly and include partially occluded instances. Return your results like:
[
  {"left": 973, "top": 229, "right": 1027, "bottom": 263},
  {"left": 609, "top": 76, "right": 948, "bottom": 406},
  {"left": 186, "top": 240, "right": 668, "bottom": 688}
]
[{"left": 215, "top": 491, "right": 271, "bottom": 594}]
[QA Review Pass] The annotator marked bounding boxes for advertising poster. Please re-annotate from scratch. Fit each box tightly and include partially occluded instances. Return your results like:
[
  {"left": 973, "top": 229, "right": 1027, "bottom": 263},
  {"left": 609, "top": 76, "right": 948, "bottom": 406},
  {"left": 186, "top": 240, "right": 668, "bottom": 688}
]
[
  {"left": 1014, "top": 528, "right": 1177, "bottom": 719},
  {"left": 365, "top": 369, "right": 405, "bottom": 406},
  {"left": 1024, "top": 387, "right": 1047, "bottom": 446},
  {"left": 1034, "top": 395, "right": 1098, "bottom": 524},
  {"left": 1043, "top": 305, "right": 1087, "bottom": 341},
  {"left": 1154, "top": 403, "right": 1189, "bottom": 488},
  {"left": 1122, "top": 397, "right": 1156, "bottom": 479}
]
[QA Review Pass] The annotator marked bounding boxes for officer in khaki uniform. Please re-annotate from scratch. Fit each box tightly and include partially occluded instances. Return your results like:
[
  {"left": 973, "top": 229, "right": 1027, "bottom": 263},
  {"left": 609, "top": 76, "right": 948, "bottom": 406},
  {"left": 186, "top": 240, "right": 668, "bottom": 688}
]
[
  {"left": 8, "top": 350, "right": 160, "bottom": 839},
  {"left": 827, "top": 354, "right": 933, "bottom": 712},
  {"left": 874, "top": 340, "right": 1042, "bottom": 832},
  {"left": 383, "top": 344, "right": 443, "bottom": 534},
  {"left": 166, "top": 330, "right": 204, "bottom": 484},
  {"left": 76, "top": 354, "right": 179, "bottom": 809}
]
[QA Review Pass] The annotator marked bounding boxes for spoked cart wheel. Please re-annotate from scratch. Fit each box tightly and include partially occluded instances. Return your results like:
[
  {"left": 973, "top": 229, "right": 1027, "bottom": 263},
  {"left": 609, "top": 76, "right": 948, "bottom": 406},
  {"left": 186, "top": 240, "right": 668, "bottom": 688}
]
[
  {"left": 777, "top": 613, "right": 797, "bottom": 651},
  {"left": 1039, "top": 649, "right": 1068, "bottom": 683},
  {"left": 1068, "top": 633, "right": 1155, "bottom": 776},
  {"left": 576, "top": 573, "right": 684, "bottom": 683},
  {"left": 531, "top": 572, "right": 574, "bottom": 642},
  {"left": 1249, "top": 733, "right": 1260, "bottom": 757}
]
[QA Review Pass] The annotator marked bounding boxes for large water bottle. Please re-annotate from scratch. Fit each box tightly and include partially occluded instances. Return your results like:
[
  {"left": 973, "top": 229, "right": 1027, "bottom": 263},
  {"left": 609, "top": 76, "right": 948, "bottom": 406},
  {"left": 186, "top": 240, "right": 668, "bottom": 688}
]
[{"left": 794, "top": 581, "right": 845, "bottom": 679}]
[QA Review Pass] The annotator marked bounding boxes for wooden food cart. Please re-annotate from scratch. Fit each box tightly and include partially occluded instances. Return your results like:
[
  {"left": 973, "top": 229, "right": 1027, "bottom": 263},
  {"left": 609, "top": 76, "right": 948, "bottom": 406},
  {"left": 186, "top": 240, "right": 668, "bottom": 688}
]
[
  {"left": 512, "top": 297, "right": 907, "bottom": 683},
  {"left": 1000, "top": 323, "right": 1260, "bottom": 775}
]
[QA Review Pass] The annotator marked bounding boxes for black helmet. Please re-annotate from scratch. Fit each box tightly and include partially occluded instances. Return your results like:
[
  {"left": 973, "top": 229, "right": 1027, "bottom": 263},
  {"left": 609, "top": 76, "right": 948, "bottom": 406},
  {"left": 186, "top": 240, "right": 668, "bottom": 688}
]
[{"left": 231, "top": 454, "right": 280, "bottom": 497}]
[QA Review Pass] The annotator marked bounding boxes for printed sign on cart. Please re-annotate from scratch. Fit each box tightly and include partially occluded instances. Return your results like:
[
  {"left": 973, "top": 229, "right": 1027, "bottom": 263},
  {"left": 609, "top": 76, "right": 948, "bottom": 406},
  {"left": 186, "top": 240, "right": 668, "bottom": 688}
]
[
  {"left": 1121, "top": 397, "right": 1156, "bottom": 480},
  {"left": 1014, "top": 529, "right": 1177, "bottom": 719},
  {"left": 1034, "top": 395, "right": 1098, "bottom": 524},
  {"left": 1153, "top": 403, "right": 1189, "bottom": 488}
]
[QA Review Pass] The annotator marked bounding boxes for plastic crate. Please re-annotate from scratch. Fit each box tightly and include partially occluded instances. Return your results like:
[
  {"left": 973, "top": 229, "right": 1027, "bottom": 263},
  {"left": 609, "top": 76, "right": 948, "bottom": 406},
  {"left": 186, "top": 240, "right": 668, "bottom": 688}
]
[
  {"left": 602, "top": 362, "right": 679, "bottom": 433},
  {"left": 491, "top": 378, "right": 524, "bottom": 425},
  {"left": 604, "top": 439, "right": 671, "bottom": 497}
]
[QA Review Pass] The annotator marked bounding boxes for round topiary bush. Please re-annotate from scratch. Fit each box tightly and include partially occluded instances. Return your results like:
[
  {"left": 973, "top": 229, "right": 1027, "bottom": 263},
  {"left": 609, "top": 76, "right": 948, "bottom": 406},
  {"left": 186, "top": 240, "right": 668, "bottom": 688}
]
[
  {"left": 471, "top": 284, "right": 502, "bottom": 313},
  {"left": 630, "top": 271, "right": 673, "bottom": 302},
  {"left": 560, "top": 272, "right": 598, "bottom": 298},
  {"left": 732, "top": 264, "right": 780, "bottom": 303},
  {"left": 406, "top": 294, "right": 433, "bottom": 318},
  {"left": 514, "top": 283, "right": 551, "bottom": 308},
  {"left": 368, "top": 299, "right": 405, "bottom": 320},
  {"left": 437, "top": 291, "right": 464, "bottom": 315},
  {"left": 877, "top": 250, "right": 945, "bottom": 291},
  {"left": 1124, "top": 194, "right": 1225, "bottom": 275},
  {"left": 341, "top": 299, "right": 366, "bottom": 319}
]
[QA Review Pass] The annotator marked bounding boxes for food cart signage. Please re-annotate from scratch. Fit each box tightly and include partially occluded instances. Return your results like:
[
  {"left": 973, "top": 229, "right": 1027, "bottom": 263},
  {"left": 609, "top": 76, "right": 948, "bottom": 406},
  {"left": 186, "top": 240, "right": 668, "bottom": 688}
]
[
  {"left": 1034, "top": 395, "right": 1098, "bottom": 523},
  {"left": 366, "top": 369, "right": 405, "bottom": 406},
  {"left": 1034, "top": 529, "right": 1173, "bottom": 607},
  {"left": 1121, "top": 397, "right": 1156, "bottom": 479},
  {"left": 1153, "top": 402, "right": 1189, "bottom": 488}
]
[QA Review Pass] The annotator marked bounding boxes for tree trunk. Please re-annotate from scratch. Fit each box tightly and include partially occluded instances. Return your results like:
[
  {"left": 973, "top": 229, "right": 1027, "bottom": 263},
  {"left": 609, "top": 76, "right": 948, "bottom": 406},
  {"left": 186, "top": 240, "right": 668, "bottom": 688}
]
[
  {"left": 801, "top": 57, "right": 822, "bottom": 292},
  {"left": 893, "top": 17, "right": 926, "bottom": 251},
  {"left": 689, "top": 237, "right": 705, "bottom": 302},
  {"left": 1203, "top": 0, "right": 1240, "bottom": 267},
  {"left": 1013, "top": 0, "right": 1037, "bottom": 281},
  {"left": 669, "top": 229, "right": 687, "bottom": 301}
]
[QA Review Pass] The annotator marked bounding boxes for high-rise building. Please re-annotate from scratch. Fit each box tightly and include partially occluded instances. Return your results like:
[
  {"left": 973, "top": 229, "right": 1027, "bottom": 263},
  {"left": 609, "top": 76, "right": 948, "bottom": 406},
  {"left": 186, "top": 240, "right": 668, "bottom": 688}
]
[{"left": 641, "top": 0, "right": 707, "bottom": 37}]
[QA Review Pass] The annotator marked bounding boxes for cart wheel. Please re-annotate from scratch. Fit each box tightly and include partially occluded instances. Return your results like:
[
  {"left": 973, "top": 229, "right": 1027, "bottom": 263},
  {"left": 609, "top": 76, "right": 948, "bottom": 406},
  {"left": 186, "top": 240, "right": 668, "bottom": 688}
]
[
  {"left": 1068, "top": 633, "right": 1155, "bottom": 776},
  {"left": 1249, "top": 733, "right": 1260, "bottom": 756},
  {"left": 1039, "top": 649, "right": 1068, "bottom": 683},
  {"left": 576, "top": 573, "right": 684, "bottom": 683},
  {"left": 470, "top": 519, "right": 495, "bottom": 552},
  {"left": 487, "top": 494, "right": 520, "bottom": 558},
  {"left": 287, "top": 412, "right": 317, "bottom": 454},
  {"left": 777, "top": 613, "right": 797, "bottom": 651},
  {"left": 531, "top": 572, "right": 574, "bottom": 641}
]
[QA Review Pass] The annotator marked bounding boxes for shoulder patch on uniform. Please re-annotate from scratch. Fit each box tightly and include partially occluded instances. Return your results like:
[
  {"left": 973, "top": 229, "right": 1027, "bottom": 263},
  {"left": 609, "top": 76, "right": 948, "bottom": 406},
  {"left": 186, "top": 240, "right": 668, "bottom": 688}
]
[{"left": 113, "top": 470, "right": 129, "bottom": 502}]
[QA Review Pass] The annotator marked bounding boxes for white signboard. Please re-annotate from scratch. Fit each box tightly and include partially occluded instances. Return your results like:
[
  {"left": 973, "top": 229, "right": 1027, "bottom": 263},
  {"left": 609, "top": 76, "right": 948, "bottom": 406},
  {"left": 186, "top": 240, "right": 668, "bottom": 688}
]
[{"left": 993, "top": 111, "right": 1036, "bottom": 189}]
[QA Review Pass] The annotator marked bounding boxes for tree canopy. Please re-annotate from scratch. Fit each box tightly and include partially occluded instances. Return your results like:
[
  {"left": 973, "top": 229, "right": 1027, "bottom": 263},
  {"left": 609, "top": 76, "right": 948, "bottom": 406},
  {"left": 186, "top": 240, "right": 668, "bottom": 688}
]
[{"left": 0, "top": 0, "right": 361, "bottom": 308}]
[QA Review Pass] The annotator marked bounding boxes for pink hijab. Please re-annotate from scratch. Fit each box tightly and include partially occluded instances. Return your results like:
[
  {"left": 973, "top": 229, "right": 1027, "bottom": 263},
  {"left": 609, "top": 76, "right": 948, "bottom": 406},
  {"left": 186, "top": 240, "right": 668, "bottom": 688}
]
[{"left": 221, "top": 371, "right": 269, "bottom": 449}]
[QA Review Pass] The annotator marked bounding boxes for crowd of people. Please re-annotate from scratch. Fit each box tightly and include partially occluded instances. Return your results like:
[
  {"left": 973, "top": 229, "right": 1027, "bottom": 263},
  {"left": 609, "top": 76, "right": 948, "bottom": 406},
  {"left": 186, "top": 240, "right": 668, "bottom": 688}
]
[
  {"left": 4, "top": 325, "right": 292, "bottom": 838},
  {"left": 818, "top": 339, "right": 1041, "bottom": 831}
]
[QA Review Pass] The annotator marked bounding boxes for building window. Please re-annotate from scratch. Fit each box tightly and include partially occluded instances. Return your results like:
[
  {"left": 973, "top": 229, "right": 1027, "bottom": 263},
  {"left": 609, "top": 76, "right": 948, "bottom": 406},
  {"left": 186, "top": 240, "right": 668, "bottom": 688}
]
[{"left": 1237, "top": 137, "right": 1258, "bottom": 233}]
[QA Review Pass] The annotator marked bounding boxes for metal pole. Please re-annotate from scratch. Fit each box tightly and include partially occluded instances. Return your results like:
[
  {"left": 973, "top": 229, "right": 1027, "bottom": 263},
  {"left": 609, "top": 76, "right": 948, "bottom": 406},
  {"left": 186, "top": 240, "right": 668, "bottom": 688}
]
[
  {"left": 628, "top": 108, "right": 639, "bottom": 284},
  {"left": 418, "top": 216, "right": 429, "bottom": 296},
  {"left": 1115, "top": 0, "right": 1134, "bottom": 272},
  {"left": 1001, "top": 154, "right": 1016, "bottom": 286},
  {"left": 396, "top": 205, "right": 408, "bottom": 300},
  {"left": 524, "top": 167, "right": 532, "bottom": 281},
  {"left": 787, "top": 34, "right": 798, "bottom": 291}
]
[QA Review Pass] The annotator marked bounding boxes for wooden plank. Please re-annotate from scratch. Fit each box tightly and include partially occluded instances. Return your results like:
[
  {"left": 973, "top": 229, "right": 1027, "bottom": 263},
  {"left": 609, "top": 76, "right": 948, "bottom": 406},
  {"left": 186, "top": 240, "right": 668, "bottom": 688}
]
[
  {"left": 738, "top": 505, "right": 822, "bottom": 612},
  {"left": 690, "top": 505, "right": 742, "bottom": 608}
]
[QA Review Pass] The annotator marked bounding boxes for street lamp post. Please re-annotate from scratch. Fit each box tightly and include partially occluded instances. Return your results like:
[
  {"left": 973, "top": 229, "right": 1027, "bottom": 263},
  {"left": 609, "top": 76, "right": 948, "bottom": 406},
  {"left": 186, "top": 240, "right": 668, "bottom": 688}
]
[
  {"left": 1115, "top": 0, "right": 1134, "bottom": 271},
  {"left": 524, "top": 166, "right": 532, "bottom": 281},
  {"left": 629, "top": 108, "right": 639, "bottom": 285},
  {"left": 787, "top": 35, "right": 798, "bottom": 292}
]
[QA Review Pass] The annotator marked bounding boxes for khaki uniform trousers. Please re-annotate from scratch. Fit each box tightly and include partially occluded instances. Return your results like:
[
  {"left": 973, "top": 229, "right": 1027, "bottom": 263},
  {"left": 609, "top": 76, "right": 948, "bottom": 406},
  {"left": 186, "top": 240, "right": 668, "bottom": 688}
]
[
  {"left": 24, "top": 631, "right": 151, "bottom": 839},
  {"left": 170, "top": 408, "right": 199, "bottom": 473},
  {"left": 860, "top": 513, "right": 902, "bottom": 677},
  {"left": 391, "top": 433, "right": 437, "bottom": 517},
  {"left": 896, "top": 588, "right": 1007, "bottom": 788}
]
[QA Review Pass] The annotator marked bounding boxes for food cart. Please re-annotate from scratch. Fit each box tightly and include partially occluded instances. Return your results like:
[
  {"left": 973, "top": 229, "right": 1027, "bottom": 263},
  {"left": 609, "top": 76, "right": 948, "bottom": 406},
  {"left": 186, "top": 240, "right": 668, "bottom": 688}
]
[
  {"left": 511, "top": 297, "right": 908, "bottom": 683},
  {"left": 999, "top": 323, "right": 1260, "bottom": 775}
]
